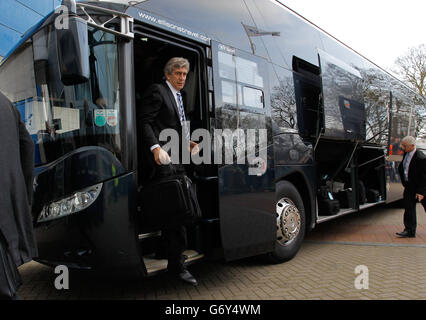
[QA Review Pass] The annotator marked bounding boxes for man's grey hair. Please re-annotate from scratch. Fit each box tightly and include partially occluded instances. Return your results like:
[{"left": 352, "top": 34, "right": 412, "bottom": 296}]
[
  {"left": 401, "top": 136, "right": 416, "bottom": 146},
  {"left": 164, "top": 57, "right": 190, "bottom": 75}
]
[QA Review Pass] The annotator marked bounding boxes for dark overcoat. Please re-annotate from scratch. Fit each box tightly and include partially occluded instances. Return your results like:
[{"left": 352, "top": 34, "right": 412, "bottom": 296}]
[
  {"left": 0, "top": 91, "right": 37, "bottom": 267},
  {"left": 137, "top": 82, "right": 186, "bottom": 182},
  {"left": 398, "top": 149, "right": 426, "bottom": 196}
]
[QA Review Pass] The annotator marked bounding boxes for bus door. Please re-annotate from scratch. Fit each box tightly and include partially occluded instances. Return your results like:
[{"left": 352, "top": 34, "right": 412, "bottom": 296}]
[{"left": 211, "top": 41, "right": 276, "bottom": 261}]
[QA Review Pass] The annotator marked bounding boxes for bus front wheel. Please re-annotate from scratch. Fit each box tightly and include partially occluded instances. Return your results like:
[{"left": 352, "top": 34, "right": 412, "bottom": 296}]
[{"left": 266, "top": 180, "right": 305, "bottom": 264}]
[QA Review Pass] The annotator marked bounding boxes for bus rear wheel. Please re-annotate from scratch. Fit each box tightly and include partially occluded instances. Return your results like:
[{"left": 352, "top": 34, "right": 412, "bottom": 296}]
[{"left": 266, "top": 181, "right": 305, "bottom": 264}]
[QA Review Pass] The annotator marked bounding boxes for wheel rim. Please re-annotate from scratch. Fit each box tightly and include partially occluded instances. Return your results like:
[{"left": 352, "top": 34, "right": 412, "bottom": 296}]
[{"left": 276, "top": 197, "right": 301, "bottom": 245}]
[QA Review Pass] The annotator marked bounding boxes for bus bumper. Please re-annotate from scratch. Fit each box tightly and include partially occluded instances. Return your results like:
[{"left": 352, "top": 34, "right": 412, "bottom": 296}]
[{"left": 34, "top": 172, "right": 144, "bottom": 275}]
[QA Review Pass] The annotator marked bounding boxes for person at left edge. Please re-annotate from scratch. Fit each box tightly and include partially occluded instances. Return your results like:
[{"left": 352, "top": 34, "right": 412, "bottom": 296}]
[{"left": 0, "top": 91, "right": 38, "bottom": 300}]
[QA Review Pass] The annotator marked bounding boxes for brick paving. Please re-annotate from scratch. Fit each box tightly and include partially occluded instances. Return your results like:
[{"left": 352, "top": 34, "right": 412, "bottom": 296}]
[
  {"left": 17, "top": 203, "right": 426, "bottom": 300},
  {"left": 306, "top": 203, "right": 426, "bottom": 244}
]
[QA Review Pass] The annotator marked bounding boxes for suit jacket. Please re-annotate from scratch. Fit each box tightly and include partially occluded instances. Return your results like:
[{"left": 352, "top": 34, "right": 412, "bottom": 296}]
[
  {"left": 0, "top": 91, "right": 37, "bottom": 267},
  {"left": 398, "top": 149, "right": 426, "bottom": 196},
  {"left": 137, "top": 82, "right": 186, "bottom": 182}
]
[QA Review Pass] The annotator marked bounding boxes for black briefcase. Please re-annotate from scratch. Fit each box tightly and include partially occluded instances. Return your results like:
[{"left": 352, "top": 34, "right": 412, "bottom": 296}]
[
  {"left": 318, "top": 198, "right": 340, "bottom": 216},
  {"left": 140, "top": 173, "right": 202, "bottom": 230},
  {"left": 317, "top": 185, "right": 340, "bottom": 215},
  {"left": 334, "top": 189, "right": 353, "bottom": 208},
  {"left": 366, "top": 189, "right": 380, "bottom": 203}
]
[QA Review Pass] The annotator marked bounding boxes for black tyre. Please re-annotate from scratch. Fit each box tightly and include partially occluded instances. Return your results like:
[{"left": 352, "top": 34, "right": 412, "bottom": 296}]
[{"left": 266, "top": 180, "right": 305, "bottom": 263}]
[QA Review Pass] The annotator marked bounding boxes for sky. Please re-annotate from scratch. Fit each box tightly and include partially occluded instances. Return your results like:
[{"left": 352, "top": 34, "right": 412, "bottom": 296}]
[{"left": 279, "top": 0, "right": 426, "bottom": 73}]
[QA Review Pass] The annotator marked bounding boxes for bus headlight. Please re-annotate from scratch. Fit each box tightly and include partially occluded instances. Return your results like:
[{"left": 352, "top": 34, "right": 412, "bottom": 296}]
[{"left": 37, "top": 183, "right": 103, "bottom": 223}]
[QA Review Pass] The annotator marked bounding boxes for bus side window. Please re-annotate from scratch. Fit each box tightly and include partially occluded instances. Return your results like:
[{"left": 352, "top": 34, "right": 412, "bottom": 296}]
[
  {"left": 212, "top": 43, "right": 270, "bottom": 165},
  {"left": 214, "top": 46, "right": 267, "bottom": 117}
]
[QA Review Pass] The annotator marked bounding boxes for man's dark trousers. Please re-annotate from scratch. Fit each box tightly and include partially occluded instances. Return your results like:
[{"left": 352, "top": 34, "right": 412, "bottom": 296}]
[
  {"left": 403, "top": 188, "right": 417, "bottom": 235},
  {"left": 153, "top": 163, "right": 188, "bottom": 272},
  {"left": 398, "top": 149, "right": 426, "bottom": 236}
]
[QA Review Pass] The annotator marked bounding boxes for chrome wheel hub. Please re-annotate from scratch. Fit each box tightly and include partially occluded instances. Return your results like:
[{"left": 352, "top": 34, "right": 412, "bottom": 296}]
[{"left": 276, "top": 198, "right": 301, "bottom": 244}]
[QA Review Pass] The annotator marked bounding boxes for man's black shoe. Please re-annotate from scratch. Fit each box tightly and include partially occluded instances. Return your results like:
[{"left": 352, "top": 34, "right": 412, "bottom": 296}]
[
  {"left": 177, "top": 270, "right": 198, "bottom": 286},
  {"left": 168, "top": 256, "right": 198, "bottom": 286},
  {"left": 396, "top": 230, "right": 416, "bottom": 238}
]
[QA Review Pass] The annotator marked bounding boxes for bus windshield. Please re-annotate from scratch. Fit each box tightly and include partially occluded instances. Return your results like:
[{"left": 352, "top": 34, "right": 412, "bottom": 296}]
[{"left": 0, "top": 26, "right": 121, "bottom": 166}]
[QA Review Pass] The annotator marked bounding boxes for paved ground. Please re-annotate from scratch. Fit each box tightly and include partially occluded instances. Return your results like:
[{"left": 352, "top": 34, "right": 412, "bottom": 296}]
[{"left": 17, "top": 203, "right": 426, "bottom": 300}]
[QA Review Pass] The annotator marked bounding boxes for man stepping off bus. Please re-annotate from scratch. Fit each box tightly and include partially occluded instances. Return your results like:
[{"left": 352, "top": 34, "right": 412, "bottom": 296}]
[{"left": 137, "top": 57, "right": 199, "bottom": 286}]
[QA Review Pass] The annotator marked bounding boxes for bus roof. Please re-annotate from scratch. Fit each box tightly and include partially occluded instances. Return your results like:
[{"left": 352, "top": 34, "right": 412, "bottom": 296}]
[
  {"left": 1, "top": 0, "right": 425, "bottom": 104},
  {"left": 1, "top": 12, "right": 53, "bottom": 64}
]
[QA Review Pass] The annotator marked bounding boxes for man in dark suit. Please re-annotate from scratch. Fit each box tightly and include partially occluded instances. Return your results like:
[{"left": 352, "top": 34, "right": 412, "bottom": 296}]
[
  {"left": 396, "top": 136, "right": 426, "bottom": 238},
  {"left": 137, "top": 57, "right": 199, "bottom": 286},
  {"left": 0, "top": 91, "right": 37, "bottom": 300}
]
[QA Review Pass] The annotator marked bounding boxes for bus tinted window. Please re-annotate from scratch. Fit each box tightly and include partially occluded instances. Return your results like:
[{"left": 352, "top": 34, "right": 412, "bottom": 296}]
[
  {"left": 244, "top": 0, "right": 323, "bottom": 68},
  {"left": 0, "top": 26, "right": 122, "bottom": 166},
  {"left": 138, "top": 0, "right": 269, "bottom": 59},
  {"left": 217, "top": 48, "right": 265, "bottom": 110},
  {"left": 243, "top": 86, "right": 263, "bottom": 109},
  {"left": 319, "top": 49, "right": 366, "bottom": 140},
  {"left": 268, "top": 65, "right": 298, "bottom": 133}
]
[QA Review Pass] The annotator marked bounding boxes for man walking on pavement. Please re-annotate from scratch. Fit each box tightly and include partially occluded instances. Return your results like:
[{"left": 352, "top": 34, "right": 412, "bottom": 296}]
[{"left": 396, "top": 136, "right": 426, "bottom": 238}]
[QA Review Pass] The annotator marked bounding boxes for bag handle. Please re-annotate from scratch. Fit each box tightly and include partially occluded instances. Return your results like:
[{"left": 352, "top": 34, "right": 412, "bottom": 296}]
[{"left": 167, "top": 163, "right": 178, "bottom": 176}]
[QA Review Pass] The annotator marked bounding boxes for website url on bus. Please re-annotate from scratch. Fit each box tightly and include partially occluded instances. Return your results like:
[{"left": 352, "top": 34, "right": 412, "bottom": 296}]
[{"left": 138, "top": 12, "right": 210, "bottom": 42}]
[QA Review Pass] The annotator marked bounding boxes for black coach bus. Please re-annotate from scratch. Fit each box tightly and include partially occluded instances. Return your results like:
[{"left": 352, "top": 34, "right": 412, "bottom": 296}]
[{"left": 0, "top": 0, "right": 424, "bottom": 276}]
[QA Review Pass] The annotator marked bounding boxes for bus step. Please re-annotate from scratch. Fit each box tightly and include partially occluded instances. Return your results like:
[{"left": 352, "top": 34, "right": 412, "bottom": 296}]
[{"left": 143, "top": 249, "right": 204, "bottom": 276}]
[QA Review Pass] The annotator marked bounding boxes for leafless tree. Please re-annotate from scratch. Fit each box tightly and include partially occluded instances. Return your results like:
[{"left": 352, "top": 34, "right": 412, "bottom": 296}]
[
  {"left": 394, "top": 44, "right": 426, "bottom": 98},
  {"left": 270, "top": 77, "right": 297, "bottom": 130}
]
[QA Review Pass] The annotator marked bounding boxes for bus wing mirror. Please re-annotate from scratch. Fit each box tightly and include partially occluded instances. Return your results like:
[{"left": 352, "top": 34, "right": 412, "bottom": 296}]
[{"left": 56, "top": 16, "right": 90, "bottom": 86}]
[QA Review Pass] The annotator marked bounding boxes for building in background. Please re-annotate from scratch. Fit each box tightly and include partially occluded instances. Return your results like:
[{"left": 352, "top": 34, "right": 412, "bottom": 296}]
[{"left": 0, "top": 0, "right": 61, "bottom": 60}]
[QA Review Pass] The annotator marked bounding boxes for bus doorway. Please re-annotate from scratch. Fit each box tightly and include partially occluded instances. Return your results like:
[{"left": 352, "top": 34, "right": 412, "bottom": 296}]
[{"left": 132, "top": 31, "right": 220, "bottom": 274}]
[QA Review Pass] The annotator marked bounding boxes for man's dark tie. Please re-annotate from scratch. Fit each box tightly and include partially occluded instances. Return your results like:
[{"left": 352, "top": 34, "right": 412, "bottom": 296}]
[
  {"left": 403, "top": 153, "right": 410, "bottom": 181},
  {"left": 176, "top": 92, "right": 190, "bottom": 144}
]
